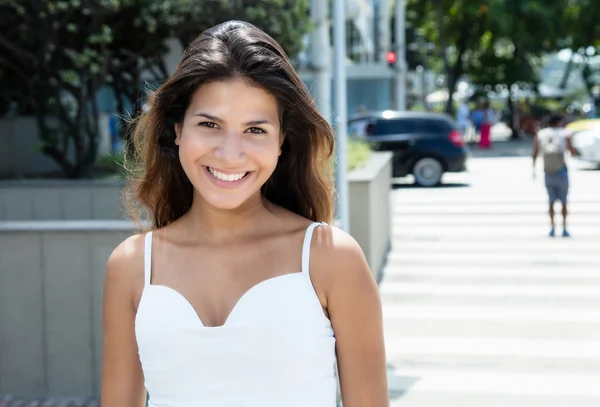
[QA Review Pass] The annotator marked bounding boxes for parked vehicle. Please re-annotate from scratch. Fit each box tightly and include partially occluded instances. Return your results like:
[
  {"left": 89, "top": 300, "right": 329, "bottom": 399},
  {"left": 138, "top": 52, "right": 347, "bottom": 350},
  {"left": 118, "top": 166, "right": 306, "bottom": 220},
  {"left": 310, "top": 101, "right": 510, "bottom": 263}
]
[
  {"left": 571, "top": 124, "right": 600, "bottom": 167},
  {"left": 348, "top": 110, "right": 468, "bottom": 186}
]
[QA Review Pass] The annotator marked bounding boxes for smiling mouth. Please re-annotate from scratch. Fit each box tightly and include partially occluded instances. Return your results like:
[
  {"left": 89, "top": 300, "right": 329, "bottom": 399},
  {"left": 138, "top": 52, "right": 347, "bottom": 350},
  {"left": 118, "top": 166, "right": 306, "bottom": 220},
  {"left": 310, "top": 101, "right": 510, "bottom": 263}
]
[{"left": 205, "top": 166, "right": 252, "bottom": 182}]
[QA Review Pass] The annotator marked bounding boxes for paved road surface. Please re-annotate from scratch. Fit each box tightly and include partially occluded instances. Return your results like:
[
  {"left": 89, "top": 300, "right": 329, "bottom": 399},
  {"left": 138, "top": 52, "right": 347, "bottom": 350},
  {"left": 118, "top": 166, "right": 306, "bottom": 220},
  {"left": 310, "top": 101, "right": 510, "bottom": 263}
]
[{"left": 384, "top": 155, "right": 600, "bottom": 407}]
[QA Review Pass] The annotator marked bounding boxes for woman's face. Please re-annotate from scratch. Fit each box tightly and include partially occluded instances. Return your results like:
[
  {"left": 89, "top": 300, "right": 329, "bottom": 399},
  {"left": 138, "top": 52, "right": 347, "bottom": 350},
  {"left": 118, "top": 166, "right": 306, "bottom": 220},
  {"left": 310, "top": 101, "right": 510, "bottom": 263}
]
[{"left": 176, "top": 78, "right": 282, "bottom": 211}]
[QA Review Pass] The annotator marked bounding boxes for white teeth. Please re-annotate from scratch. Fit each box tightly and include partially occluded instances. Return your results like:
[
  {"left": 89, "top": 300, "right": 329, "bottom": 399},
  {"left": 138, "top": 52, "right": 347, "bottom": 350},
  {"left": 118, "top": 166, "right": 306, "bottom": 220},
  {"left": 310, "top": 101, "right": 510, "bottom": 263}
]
[{"left": 208, "top": 167, "right": 248, "bottom": 182}]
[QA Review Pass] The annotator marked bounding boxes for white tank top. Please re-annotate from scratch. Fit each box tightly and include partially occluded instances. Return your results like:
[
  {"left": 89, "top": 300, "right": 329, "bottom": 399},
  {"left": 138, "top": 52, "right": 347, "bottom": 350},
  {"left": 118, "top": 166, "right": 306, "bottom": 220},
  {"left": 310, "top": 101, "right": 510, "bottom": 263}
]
[{"left": 135, "top": 222, "right": 337, "bottom": 407}]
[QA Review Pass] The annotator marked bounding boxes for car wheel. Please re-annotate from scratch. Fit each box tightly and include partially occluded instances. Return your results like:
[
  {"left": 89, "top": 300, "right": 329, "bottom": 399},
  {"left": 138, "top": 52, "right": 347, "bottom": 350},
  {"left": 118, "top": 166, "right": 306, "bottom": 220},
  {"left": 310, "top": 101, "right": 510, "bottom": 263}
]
[{"left": 412, "top": 157, "right": 443, "bottom": 187}]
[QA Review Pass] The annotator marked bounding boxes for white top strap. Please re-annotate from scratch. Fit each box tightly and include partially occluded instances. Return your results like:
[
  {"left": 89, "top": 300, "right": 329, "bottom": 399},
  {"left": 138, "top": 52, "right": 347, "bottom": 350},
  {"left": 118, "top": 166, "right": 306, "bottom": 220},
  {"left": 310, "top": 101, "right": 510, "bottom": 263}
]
[
  {"left": 302, "top": 222, "right": 326, "bottom": 276},
  {"left": 144, "top": 231, "right": 153, "bottom": 286}
]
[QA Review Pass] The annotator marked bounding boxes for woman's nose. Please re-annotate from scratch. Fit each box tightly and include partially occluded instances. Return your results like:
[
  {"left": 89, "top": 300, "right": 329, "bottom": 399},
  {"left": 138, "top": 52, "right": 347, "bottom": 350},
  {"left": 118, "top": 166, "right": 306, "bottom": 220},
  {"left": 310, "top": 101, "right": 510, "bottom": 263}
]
[{"left": 214, "top": 131, "right": 245, "bottom": 164}]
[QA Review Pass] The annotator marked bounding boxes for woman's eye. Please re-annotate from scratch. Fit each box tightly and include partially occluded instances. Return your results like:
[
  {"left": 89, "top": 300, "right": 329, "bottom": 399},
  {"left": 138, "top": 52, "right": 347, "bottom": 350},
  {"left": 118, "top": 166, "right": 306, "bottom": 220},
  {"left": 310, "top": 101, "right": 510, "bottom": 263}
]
[
  {"left": 199, "top": 121, "right": 218, "bottom": 129},
  {"left": 247, "top": 127, "right": 266, "bottom": 134}
]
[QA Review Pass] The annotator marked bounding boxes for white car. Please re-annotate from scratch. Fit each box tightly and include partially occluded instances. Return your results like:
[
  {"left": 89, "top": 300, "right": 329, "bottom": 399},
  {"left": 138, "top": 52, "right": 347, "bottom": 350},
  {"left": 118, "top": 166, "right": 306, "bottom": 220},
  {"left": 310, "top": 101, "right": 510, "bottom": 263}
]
[{"left": 572, "top": 125, "right": 600, "bottom": 166}]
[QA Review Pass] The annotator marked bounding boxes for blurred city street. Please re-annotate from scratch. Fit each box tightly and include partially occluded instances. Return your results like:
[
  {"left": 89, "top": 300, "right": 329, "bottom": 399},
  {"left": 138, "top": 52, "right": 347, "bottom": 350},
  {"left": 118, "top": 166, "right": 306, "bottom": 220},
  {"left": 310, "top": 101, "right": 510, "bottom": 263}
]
[
  {"left": 3, "top": 0, "right": 600, "bottom": 403},
  {"left": 383, "top": 149, "right": 600, "bottom": 406}
]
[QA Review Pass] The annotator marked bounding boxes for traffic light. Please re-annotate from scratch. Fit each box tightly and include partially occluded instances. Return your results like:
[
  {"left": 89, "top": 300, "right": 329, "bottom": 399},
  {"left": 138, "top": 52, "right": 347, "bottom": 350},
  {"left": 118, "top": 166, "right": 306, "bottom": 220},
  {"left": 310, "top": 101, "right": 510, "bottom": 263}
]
[{"left": 386, "top": 51, "right": 397, "bottom": 68}]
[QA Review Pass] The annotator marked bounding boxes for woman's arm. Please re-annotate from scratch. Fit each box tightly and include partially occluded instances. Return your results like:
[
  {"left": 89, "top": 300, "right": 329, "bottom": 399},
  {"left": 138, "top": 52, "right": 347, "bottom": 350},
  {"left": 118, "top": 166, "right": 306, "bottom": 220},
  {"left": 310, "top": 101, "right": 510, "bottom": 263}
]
[
  {"left": 313, "top": 226, "right": 389, "bottom": 407},
  {"left": 101, "top": 236, "right": 147, "bottom": 407}
]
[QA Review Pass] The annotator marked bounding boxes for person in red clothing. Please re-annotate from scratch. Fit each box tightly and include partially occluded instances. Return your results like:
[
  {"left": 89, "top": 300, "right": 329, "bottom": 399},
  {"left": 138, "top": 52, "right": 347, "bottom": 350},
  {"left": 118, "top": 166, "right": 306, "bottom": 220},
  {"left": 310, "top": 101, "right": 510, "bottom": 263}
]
[{"left": 478, "top": 100, "right": 495, "bottom": 149}]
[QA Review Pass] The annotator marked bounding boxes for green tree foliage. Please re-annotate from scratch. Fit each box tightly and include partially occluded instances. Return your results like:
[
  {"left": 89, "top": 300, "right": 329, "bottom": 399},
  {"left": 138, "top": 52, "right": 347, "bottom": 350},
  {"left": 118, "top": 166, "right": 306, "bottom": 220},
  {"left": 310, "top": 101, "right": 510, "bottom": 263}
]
[
  {"left": 0, "top": 0, "right": 310, "bottom": 178},
  {"left": 466, "top": 0, "right": 567, "bottom": 92},
  {"left": 406, "top": 0, "right": 490, "bottom": 113},
  {"left": 406, "top": 0, "right": 569, "bottom": 114},
  {"left": 559, "top": 0, "right": 600, "bottom": 110},
  {"left": 0, "top": 0, "right": 122, "bottom": 177},
  {"left": 174, "top": 0, "right": 311, "bottom": 59}
]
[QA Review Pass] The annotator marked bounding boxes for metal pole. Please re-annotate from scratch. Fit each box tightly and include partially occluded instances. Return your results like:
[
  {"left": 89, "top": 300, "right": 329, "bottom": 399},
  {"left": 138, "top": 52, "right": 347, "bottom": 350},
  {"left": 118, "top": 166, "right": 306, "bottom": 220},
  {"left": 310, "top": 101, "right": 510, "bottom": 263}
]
[
  {"left": 377, "top": 0, "right": 391, "bottom": 63},
  {"left": 395, "top": 0, "right": 406, "bottom": 111},
  {"left": 310, "top": 0, "right": 331, "bottom": 121},
  {"left": 333, "top": 0, "right": 350, "bottom": 233}
]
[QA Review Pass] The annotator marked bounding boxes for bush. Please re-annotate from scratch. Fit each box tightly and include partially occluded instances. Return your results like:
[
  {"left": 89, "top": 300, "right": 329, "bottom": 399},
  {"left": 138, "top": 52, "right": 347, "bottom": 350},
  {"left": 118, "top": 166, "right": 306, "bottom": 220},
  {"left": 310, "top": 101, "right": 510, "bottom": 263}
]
[
  {"left": 347, "top": 139, "right": 372, "bottom": 171},
  {"left": 95, "top": 152, "right": 126, "bottom": 179}
]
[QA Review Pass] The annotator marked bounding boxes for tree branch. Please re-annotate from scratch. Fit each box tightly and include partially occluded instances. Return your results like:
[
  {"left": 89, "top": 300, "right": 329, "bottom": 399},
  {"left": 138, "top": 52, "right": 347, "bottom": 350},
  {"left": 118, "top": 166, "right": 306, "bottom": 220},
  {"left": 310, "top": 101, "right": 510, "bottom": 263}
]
[
  {"left": 434, "top": 0, "right": 449, "bottom": 74},
  {"left": 0, "top": 33, "right": 39, "bottom": 68},
  {"left": 0, "top": 54, "right": 33, "bottom": 82}
]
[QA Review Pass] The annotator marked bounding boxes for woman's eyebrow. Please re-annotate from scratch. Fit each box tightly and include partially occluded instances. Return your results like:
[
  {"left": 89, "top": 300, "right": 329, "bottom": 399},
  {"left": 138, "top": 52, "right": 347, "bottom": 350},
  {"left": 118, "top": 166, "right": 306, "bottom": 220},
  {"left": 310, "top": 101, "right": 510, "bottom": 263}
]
[
  {"left": 244, "top": 119, "right": 273, "bottom": 126},
  {"left": 192, "top": 112, "right": 222, "bottom": 122},
  {"left": 193, "top": 112, "right": 274, "bottom": 127}
]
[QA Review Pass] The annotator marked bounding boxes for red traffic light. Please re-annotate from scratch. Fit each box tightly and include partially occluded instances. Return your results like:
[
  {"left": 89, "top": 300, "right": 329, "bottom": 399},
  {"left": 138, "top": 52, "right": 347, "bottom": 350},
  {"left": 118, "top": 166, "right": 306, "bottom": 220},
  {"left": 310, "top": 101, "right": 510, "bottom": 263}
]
[{"left": 386, "top": 51, "right": 397, "bottom": 64}]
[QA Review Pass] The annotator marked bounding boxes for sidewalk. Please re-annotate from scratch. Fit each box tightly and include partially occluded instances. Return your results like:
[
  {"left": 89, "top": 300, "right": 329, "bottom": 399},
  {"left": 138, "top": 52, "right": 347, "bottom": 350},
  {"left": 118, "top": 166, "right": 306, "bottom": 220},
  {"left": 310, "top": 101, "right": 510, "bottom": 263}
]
[
  {"left": 467, "top": 138, "right": 534, "bottom": 159},
  {"left": 467, "top": 123, "right": 534, "bottom": 159},
  {"left": 385, "top": 156, "right": 600, "bottom": 406},
  {"left": 0, "top": 395, "right": 99, "bottom": 406}
]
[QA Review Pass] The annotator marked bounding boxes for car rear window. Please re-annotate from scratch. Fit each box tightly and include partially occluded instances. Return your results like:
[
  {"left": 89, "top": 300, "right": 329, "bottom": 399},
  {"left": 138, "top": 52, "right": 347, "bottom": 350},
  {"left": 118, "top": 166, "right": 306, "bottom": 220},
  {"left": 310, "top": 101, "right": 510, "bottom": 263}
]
[
  {"left": 370, "top": 118, "right": 452, "bottom": 135},
  {"left": 415, "top": 119, "right": 453, "bottom": 133},
  {"left": 371, "top": 119, "right": 417, "bottom": 135}
]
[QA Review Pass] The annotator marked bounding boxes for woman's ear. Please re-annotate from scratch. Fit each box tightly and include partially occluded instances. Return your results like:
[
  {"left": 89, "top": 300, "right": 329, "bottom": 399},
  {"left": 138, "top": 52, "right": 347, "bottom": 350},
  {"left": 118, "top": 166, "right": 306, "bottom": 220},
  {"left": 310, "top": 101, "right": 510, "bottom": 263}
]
[
  {"left": 174, "top": 123, "right": 181, "bottom": 145},
  {"left": 279, "top": 132, "right": 286, "bottom": 156}
]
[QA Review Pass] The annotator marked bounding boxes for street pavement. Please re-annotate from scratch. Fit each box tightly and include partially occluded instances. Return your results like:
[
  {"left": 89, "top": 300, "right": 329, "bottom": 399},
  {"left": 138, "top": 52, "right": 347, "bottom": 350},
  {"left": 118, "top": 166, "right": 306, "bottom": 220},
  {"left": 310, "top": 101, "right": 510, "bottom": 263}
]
[{"left": 383, "top": 152, "right": 600, "bottom": 407}]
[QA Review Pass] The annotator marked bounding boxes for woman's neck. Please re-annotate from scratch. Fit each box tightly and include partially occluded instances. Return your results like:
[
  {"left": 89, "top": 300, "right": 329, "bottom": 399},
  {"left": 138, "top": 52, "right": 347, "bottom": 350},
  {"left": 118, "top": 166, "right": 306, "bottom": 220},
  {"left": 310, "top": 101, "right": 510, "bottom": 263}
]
[{"left": 180, "top": 193, "right": 272, "bottom": 244}]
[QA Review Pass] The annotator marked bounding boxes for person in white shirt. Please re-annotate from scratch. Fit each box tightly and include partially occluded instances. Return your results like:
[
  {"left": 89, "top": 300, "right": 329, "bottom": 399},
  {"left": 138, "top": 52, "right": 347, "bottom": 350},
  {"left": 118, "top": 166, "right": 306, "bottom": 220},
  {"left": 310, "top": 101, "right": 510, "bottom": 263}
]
[{"left": 532, "top": 114, "right": 580, "bottom": 237}]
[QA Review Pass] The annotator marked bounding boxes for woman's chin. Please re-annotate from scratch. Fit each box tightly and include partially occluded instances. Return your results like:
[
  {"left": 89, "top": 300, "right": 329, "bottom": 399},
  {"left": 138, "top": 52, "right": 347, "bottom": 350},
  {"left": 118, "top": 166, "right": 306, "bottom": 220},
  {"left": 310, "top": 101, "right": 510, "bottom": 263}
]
[{"left": 193, "top": 189, "right": 263, "bottom": 212}]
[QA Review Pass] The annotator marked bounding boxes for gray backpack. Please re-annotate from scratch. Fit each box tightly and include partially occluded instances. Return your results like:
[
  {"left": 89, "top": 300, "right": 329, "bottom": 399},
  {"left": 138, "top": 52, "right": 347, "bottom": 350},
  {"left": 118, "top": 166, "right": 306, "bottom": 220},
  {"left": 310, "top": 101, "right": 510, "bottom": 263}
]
[{"left": 541, "top": 130, "right": 566, "bottom": 174}]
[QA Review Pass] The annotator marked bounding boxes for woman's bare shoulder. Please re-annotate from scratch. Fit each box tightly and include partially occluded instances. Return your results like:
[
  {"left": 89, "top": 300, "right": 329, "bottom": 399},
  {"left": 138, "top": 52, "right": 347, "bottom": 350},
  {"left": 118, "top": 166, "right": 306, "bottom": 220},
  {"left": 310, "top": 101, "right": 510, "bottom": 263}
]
[
  {"left": 310, "top": 224, "right": 375, "bottom": 289},
  {"left": 311, "top": 224, "right": 365, "bottom": 260},
  {"left": 105, "top": 233, "right": 147, "bottom": 289},
  {"left": 267, "top": 204, "right": 318, "bottom": 235}
]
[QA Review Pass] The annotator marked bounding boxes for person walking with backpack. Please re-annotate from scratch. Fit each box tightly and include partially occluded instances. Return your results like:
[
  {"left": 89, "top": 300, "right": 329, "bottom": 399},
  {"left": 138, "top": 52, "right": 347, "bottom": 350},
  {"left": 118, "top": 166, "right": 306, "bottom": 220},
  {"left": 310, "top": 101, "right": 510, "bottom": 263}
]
[{"left": 532, "top": 114, "right": 580, "bottom": 237}]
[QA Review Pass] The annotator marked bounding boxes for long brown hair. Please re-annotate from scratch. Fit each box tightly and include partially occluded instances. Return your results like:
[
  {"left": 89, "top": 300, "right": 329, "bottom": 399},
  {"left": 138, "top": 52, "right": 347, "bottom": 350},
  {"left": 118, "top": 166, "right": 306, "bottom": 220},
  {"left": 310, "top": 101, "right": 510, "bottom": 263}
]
[{"left": 125, "top": 20, "right": 335, "bottom": 229}]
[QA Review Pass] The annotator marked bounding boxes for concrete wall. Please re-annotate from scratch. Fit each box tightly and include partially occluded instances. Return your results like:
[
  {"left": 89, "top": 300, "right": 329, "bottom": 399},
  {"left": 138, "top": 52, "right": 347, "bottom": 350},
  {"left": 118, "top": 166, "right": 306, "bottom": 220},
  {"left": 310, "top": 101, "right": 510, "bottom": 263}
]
[
  {"left": 348, "top": 151, "right": 393, "bottom": 282},
  {"left": 0, "top": 180, "right": 126, "bottom": 221},
  {"left": 0, "top": 157, "right": 393, "bottom": 273},
  {"left": 0, "top": 222, "right": 132, "bottom": 399},
  {"left": 0, "top": 117, "right": 62, "bottom": 177}
]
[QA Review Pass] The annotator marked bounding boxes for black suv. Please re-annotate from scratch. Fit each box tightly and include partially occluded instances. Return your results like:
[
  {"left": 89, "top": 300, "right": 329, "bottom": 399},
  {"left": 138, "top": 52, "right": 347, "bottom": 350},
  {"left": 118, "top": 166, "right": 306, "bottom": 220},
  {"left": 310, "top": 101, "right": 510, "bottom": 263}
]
[{"left": 349, "top": 111, "right": 468, "bottom": 186}]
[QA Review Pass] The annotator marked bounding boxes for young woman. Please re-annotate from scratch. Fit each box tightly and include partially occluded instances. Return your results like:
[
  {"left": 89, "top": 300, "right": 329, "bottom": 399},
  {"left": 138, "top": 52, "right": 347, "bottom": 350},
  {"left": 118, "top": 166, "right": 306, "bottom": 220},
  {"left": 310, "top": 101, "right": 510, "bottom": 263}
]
[{"left": 101, "top": 21, "right": 389, "bottom": 407}]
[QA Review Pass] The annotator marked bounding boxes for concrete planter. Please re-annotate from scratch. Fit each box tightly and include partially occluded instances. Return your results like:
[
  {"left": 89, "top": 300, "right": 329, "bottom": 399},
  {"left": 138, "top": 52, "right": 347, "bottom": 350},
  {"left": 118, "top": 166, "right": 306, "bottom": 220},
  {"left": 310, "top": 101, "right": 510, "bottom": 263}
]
[
  {"left": 0, "top": 221, "right": 133, "bottom": 399},
  {"left": 0, "top": 179, "right": 126, "bottom": 221},
  {"left": 0, "top": 154, "right": 392, "bottom": 400},
  {"left": 348, "top": 151, "right": 393, "bottom": 283},
  {"left": 0, "top": 151, "right": 394, "bottom": 279}
]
